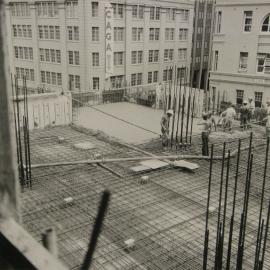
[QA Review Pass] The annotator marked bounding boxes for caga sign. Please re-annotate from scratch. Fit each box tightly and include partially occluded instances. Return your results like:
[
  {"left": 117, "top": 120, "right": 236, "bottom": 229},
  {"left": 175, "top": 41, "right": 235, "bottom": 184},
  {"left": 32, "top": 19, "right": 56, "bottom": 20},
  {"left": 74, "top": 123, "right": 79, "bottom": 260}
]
[{"left": 105, "top": 3, "right": 113, "bottom": 79}]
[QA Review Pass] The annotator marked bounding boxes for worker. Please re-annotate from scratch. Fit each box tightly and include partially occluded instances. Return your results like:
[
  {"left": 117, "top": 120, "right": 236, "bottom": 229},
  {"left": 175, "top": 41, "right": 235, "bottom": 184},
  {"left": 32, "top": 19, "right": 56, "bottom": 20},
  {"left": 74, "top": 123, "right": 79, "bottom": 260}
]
[
  {"left": 249, "top": 97, "right": 255, "bottom": 119},
  {"left": 208, "top": 111, "right": 217, "bottom": 132},
  {"left": 240, "top": 100, "right": 250, "bottom": 131},
  {"left": 224, "top": 104, "right": 236, "bottom": 132},
  {"left": 160, "top": 109, "right": 173, "bottom": 149},
  {"left": 198, "top": 112, "right": 211, "bottom": 156},
  {"left": 263, "top": 100, "right": 270, "bottom": 138}
]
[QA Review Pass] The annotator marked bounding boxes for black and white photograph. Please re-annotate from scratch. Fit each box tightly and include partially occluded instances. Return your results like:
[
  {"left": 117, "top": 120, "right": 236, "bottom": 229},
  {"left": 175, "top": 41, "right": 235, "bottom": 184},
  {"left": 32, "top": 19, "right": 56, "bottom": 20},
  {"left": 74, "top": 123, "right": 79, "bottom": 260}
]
[{"left": 0, "top": 0, "right": 270, "bottom": 269}]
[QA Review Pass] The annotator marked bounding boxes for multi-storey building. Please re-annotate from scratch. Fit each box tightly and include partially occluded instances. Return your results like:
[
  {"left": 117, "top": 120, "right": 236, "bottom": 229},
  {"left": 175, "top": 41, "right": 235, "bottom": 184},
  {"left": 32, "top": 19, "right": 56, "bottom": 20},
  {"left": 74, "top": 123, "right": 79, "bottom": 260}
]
[
  {"left": 210, "top": 0, "right": 270, "bottom": 108},
  {"left": 5, "top": 0, "right": 194, "bottom": 93},
  {"left": 191, "top": 0, "right": 214, "bottom": 90}
]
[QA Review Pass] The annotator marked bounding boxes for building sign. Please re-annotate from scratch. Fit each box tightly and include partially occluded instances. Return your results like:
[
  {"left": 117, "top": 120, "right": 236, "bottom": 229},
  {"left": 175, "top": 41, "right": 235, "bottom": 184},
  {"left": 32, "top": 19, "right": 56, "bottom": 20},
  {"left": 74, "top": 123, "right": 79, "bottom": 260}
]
[{"left": 105, "top": 3, "right": 113, "bottom": 79}]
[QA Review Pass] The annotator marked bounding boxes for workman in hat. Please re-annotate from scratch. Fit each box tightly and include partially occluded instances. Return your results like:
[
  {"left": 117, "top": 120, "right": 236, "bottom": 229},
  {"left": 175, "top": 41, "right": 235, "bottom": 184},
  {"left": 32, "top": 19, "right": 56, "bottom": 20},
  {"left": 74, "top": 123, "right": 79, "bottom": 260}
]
[
  {"left": 240, "top": 100, "right": 250, "bottom": 131},
  {"left": 160, "top": 109, "right": 174, "bottom": 149},
  {"left": 198, "top": 112, "right": 211, "bottom": 156}
]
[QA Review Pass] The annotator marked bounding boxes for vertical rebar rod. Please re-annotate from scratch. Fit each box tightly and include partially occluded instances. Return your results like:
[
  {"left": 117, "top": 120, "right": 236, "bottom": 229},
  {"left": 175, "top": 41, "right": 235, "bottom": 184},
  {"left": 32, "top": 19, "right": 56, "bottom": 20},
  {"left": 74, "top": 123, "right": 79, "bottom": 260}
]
[
  {"left": 226, "top": 139, "right": 241, "bottom": 270},
  {"left": 170, "top": 66, "right": 177, "bottom": 148},
  {"left": 258, "top": 199, "right": 270, "bottom": 270},
  {"left": 203, "top": 144, "right": 214, "bottom": 270},
  {"left": 175, "top": 66, "right": 183, "bottom": 144},
  {"left": 214, "top": 142, "right": 226, "bottom": 269},
  {"left": 254, "top": 219, "right": 264, "bottom": 270},
  {"left": 15, "top": 76, "right": 24, "bottom": 186},
  {"left": 185, "top": 92, "right": 191, "bottom": 144},
  {"left": 81, "top": 190, "right": 110, "bottom": 270},
  {"left": 189, "top": 91, "right": 196, "bottom": 144},
  {"left": 254, "top": 137, "right": 269, "bottom": 269},
  {"left": 219, "top": 149, "right": 231, "bottom": 269}
]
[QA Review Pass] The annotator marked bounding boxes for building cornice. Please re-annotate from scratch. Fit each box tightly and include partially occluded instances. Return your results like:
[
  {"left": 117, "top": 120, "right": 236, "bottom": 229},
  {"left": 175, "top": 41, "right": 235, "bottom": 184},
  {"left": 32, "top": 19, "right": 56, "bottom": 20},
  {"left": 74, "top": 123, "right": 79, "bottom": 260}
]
[{"left": 216, "top": 1, "right": 270, "bottom": 7}]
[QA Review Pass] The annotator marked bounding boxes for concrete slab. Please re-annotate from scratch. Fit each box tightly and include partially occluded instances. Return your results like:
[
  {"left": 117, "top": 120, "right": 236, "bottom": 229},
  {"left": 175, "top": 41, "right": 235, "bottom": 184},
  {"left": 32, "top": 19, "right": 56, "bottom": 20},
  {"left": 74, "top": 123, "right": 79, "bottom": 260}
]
[
  {"left": 172, "top": 160, "right": 199, "bottom": 171},
  {"left": 140, "top": 160, "right": 169, "bottom": 170},
  {"left": 77, "top": 102, "right": 202, "bottom": 144},
  {"left": 130, "top": 165, "right": 151, "bottom": 172}
]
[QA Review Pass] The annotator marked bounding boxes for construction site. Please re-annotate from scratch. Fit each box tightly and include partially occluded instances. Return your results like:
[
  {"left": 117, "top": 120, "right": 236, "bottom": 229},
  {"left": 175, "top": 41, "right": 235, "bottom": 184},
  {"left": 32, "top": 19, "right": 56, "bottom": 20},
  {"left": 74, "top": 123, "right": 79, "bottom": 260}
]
[
  {"left": 6, "top": 69, "right": 268, "bottom": 270},
  {"left": 0, "top": 0, "right": 270, "bottom": 269}
]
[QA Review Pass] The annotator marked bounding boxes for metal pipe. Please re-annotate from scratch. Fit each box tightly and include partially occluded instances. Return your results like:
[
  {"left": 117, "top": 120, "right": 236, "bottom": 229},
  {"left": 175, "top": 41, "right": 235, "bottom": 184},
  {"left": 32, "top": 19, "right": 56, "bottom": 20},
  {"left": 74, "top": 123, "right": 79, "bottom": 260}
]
[{"left": 81, "top": 190, "right": 110, "bottom": 270}]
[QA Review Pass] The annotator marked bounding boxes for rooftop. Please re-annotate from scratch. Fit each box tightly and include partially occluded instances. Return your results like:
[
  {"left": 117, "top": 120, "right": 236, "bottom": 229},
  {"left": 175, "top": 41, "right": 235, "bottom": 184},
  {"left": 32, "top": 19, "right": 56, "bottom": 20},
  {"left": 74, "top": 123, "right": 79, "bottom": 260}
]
[{"left": 20, "top": 123, "right": 270, "bottom": 269}]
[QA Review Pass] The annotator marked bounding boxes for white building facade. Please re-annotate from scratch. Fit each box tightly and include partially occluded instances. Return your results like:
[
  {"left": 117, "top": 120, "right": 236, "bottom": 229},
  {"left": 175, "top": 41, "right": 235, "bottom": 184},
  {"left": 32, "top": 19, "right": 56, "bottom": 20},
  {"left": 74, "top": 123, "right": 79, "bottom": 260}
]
[
  {"left": 5, "top": 0, "right": 194, "bottom": 94},
  {"left": 210, "top": 0, "right": 270, "bottom": 108}
]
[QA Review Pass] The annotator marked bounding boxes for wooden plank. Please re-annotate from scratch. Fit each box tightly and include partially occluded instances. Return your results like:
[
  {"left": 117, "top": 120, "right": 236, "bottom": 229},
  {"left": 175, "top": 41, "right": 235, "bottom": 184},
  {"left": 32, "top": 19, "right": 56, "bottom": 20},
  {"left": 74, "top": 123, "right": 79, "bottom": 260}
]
[
  {"left": 0, "top": 218, "right": 67, "bottom": 270},
  {"left": 0, "top": 0, "right": 20, "bottom": 220},
  {"left": 130, "top": 165, "right": 152, "bottom": 172},
  {"left": 140, "top": 160, "right": 169, "bottom": 170},
  {"left": 172, "top": 160, "right": 200, "bottom": 171}
]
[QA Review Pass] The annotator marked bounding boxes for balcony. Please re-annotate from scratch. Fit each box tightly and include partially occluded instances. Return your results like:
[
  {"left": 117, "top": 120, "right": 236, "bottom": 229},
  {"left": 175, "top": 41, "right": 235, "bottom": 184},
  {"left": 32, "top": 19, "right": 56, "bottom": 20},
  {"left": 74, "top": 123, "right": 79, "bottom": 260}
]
[{"left": 213, "top": 33, "right": 225, "bottom": 43}]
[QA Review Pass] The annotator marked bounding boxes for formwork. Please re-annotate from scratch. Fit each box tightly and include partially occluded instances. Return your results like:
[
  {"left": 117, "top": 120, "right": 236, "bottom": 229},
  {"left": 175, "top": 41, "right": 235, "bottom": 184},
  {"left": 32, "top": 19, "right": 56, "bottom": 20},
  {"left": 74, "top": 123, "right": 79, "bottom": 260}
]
[{"left": 21, "top": 125, "right": 270, "bottom": 269}]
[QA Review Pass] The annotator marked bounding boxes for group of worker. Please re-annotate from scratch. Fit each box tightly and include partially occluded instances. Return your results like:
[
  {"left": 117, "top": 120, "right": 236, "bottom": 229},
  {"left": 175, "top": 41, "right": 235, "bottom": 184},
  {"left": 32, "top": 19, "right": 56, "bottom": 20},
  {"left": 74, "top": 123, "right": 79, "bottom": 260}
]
[{"left": 160, "top": 98, "right": 270, "bottom": 155}]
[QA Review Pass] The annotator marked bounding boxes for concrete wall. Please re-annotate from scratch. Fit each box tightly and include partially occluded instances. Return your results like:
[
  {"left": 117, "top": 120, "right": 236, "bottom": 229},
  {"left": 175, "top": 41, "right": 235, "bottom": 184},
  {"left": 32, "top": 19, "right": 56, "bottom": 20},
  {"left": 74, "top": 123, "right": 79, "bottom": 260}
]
[
  {"left": 210, "top": 0, "right": 270, "bottom": 106},
  {"left": 17, "top": 92, "right": 72, "bottom": 130}
]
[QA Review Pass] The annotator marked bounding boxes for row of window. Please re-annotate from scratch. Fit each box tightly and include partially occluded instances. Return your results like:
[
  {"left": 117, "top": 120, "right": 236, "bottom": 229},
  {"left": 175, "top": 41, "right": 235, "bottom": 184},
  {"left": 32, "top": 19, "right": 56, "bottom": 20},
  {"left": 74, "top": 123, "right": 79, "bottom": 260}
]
[
  {"left": 10, "top": 1, "right": 189, "bottom": 21},
  {"left": 40, "top": 71, "right": 62, "bottom": 86},
  {"left": 14, "top": 46, "right": 33, "bottom": 60},
  {"left": 236, "top": 89, "right": 263, "bottom": 107},
  {"left": 216, "top": 11, "right": 270, "bottom": 33},
  {"left": 14, "top": 48, "right": 187, "bottom": 65},
  {"left": 14, "top": 68, "right": 186, "bottom": 90},
  {"left": 12, "top": 25, "right": 32, "bottom": 38},
  {"left": 12, "top": 24, "right": 188, "bottom": 42},
  {"left": 40, "top": 48, "right": 61, "bottom": 63},
  {"left": 15, "top": 67, "right": 35, "bottom": 81},
  {"left": 213, "top": 51, "right": 270, "bottom": 74}
]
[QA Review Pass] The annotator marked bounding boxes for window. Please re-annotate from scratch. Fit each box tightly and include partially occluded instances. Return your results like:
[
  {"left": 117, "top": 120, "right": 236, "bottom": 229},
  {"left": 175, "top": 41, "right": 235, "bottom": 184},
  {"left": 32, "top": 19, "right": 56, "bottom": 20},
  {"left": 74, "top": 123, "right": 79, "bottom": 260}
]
[
  {"left": 149, "top": 50, "right": 159, "bottom": 63},
  {"left": 132, "top": 5, "right": 144, "bottom": 19},
  {"left": 68, "top": 51, "right": 80, "bottom": 65},
  {"left": 177, "top": 67, "right": 186, "bottom": 80},
  {"left": 239, "top": 52, "right": 248, "bottom": 71},
  {"left": 14, "top": 46, "right": 33, "bottom": 60},
  {"left": 92, "top": 27, "right": 99, "bottom": 41},
  {"left": 213, "top": 50, "right": 219, "bottom": 71},
  {"left": 163, "top": 69, "right": 173, "bottom": 81},
  {"left": 166, "top": 8, "right": 176, "bottom": 21},
  {"left": 114, "top": 27, "right": 124, "bottom": 41},
  {"left": 149, "top": 28, "right": 159, "bottom": 41},
  {"left": 255, "top": 92, "right": 263, "bottom": 108},
  {"left": 132, "top": 28, "right": 143, "bottom": 41},
  {"left": 216, "top": 11, "right": 222, "bottom": 33},
  {"left": 256, "top": 53, "right": 270, "bottom": 73},
  {"left": 37, "top": 2, "right": 59, "bottom": 17},
  {"left": 181, "top": 10, "right": 189, "bottom": 21},
  {"left": 243, "top": 11, "right": 253, "bottom": 32},
  {"left": 148, "top": 72, "right": 152, "bottom": 84},
  {"left": 39, "top": 25, "right": 60, "bottom": 40},
  {"left": 66, "top": 1, "right": 78, "bottom": 17},
  {"left": 40, "top": 48, "right": 61, "bottom": 63},
  {"left": 164, "top": 49, "right": 174, "bottom": 61},
  {"left": 93, "top": 77, "right": 99, "bottom": 90},
  {"left": 110, "top": 75, "right": 124, "bottom": 88},
  {"left": 236, "top": 90, "right": 244, "bottom": 105},
  {"left": 261, "top": 15, "right": 270, "bottom": 32},
  {"left": 67, "top": 26, "right": 79, "bottom": 41},
  {"left": 112, "top": 3, "right": 124, "bottom": 19},
  {"left": 165, "top": 28, "right": 175, "bottom": 41},
  {"left": 92, "top": 52, "right": 99, "bottom": 66},
  {"left": 150, "top": 6, "right": 160, "bottom": 20},
  {"left": 153, "top": 71, "right": 158, "bottom": 82},
  {"left": 148, "top": 71, "right": 158, "bottom": 83},
  {"left": 92, "top": 2, "right": 98, "bottom": 17},
  {"left": 69, "top": 74, "right": 80, "bottom": 90},
  {"left": 131, "top": 73, "right": 142, "bottom": 86},
  {"left": 178, "top": 49, "right": 187, "bottom": 61},
  {"left": 179, "top": 29, "right": 188, "bottom": 40},
  {"left": 16, "top": 67, "right": 35, "bottom": 81},
  {"left": 10, "top": 3, "right": 30, "bottom": 16},
  {"left": 131, "top": 51, "right": 143, "bottom": 64},
  {"left": 114, "top": 52, "right": 124, "bottom": 65}
]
